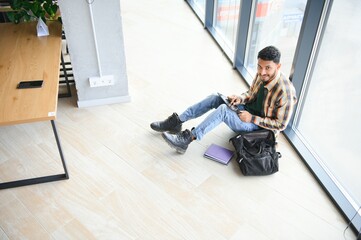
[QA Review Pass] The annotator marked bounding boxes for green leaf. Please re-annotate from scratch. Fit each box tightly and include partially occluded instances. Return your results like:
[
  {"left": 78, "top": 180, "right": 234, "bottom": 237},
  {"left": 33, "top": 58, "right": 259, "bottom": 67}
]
[
  {"left": 6, "top": 12, "right": 16, "bottom": 23},
  {"left": 22, "top": 2, "right": 32, "bottom": 10},
  {"left": 11, "top": 0, "right": 22, "bottom": 10},
  {"left": 23, "top": 14, "right": 31, "bottom": 22},
  {"left": 14, "top": 12, "right": 23, "bottom": 24},
  {"left": 34, "top": 2, "right": 40, "bottom": 13},
  {"left": 43, "top": 2, "right": 51, "bottom": 14},
  {"left": 50, "top": 5, "right": 58, "bottom": 16},
  {"left": 7, "top": 0, "right": 60, "bottom": 23}
]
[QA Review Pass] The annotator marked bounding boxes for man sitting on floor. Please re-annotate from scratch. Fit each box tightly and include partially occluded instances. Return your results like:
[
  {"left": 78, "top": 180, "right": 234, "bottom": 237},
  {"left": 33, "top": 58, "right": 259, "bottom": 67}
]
[{"left": 150, "top": 46, "right": 297, "bottom": 154}]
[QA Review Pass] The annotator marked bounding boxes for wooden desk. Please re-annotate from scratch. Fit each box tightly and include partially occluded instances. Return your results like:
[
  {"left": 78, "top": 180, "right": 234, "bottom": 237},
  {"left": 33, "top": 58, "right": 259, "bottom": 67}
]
[{"left": 0, "top": 21, "right": 69, "bottom": 189}]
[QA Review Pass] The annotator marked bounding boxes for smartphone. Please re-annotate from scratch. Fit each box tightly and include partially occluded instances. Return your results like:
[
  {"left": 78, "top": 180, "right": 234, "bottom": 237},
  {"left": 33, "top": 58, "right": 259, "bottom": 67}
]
[{"left": 17, "top": 80, "right": 43, "bottom": 89}]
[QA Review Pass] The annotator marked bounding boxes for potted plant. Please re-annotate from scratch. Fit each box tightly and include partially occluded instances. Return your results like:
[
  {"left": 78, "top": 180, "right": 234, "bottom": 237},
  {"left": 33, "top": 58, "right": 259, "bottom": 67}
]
[{"left": 6, "top": 0, "right": 61, "bottom": 24}]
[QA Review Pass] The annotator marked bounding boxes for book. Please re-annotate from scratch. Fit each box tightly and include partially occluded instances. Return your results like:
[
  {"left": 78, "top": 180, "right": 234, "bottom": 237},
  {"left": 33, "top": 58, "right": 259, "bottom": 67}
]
[{"left": 203, "top": 144, "right": 234, "bottom": 165}]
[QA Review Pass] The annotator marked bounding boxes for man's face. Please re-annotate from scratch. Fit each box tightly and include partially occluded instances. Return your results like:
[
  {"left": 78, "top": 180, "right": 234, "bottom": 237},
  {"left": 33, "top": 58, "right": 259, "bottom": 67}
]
[{"left": 257, "top": 59, "right": 281, "bottom": 83}]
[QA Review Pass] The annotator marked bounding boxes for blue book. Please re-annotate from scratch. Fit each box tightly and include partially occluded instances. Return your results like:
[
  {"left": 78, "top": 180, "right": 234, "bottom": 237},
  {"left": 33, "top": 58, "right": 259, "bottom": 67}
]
[{"left": 204, "top": 144, "right": 234, "bottom": 165}]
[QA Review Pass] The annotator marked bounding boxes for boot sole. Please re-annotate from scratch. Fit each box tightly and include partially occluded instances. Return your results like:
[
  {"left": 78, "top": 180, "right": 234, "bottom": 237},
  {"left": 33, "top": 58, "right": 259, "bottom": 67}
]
[
  {"left": 161, "top": 133, "right": 187, "bottom": 154},
  {"left": 150, "top": 125, "right": 181, "bottom": 134}
]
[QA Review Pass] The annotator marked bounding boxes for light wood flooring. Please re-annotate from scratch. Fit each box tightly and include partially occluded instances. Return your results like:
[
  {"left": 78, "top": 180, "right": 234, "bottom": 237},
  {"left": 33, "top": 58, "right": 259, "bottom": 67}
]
[{"left": 0, "top": 0, "right": 357, "bottom": 239}]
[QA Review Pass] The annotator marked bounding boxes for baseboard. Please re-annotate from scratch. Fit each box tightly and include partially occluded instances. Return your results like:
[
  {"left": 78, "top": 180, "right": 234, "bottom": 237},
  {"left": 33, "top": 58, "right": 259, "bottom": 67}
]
[{"left": 77, "top": 95, "right": 131, "bottom": 108}]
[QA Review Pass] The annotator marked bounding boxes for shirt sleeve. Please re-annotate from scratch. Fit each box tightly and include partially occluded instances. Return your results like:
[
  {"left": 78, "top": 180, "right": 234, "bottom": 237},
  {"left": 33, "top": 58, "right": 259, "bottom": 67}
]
[{"left": 239, "top": 76, "right": 259, "bottom": 104}]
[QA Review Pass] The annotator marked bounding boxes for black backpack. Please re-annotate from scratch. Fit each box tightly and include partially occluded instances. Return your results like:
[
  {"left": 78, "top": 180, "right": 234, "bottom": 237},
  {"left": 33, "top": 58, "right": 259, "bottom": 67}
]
[{"left": 230, "top": 129, "right": 281, "bottom": 176}]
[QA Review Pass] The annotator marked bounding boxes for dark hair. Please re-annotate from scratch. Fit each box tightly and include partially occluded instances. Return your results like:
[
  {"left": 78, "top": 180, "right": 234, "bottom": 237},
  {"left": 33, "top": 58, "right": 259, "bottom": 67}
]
[{"left": 257, "top": 46, "right": 281, "bottom": 64}]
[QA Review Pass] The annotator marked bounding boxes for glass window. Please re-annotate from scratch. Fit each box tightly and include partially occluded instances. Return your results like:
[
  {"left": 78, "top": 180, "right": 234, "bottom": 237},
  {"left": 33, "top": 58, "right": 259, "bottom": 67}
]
[
  {"left": 213, "top": 0, "right": 241, "bottom": 51},
  {"left": 187, "top": 0, "right": 206, "bottom": 19},
  {"left": 296, "top": 0, "right": 361, "bottom": 208},
  {"left": 245, "top": 0, "right": 307, "bottom": 80},
  {"left": 194, "top": 0, "right": 206, "bottom": 11}
]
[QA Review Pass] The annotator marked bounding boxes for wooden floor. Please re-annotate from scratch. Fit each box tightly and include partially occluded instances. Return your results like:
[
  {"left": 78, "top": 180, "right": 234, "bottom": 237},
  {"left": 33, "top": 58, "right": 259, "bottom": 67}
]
[{"left": 0, "top": 0, "right": 357, "bottom": 239}]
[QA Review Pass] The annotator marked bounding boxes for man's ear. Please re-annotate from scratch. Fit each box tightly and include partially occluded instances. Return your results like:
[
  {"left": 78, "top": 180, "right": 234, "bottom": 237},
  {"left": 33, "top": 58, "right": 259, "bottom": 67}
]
[{"left": 277, "top": 63, "right": 282, "bottom": 70}]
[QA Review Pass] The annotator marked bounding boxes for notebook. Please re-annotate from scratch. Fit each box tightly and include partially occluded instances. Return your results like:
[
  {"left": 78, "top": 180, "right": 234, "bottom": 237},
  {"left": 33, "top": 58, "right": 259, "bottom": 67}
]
[{"left": 204, "top": 144, "right": 234, "bottom": 165}]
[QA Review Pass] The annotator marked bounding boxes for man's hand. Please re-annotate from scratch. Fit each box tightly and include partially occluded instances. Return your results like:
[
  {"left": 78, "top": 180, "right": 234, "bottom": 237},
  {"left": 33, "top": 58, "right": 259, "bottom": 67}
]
[
  {"left": 227, "top": 95, "right": 241, "bottom": 106},
  {"left": 238, "top": 110, "right": 252, "bottom": 123}
]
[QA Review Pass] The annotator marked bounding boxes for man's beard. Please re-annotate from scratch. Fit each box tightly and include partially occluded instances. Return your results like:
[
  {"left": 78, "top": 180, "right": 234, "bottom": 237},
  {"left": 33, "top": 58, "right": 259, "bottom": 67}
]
[{"left": 260, "top": 71, "right": 277, "bottom": 83}]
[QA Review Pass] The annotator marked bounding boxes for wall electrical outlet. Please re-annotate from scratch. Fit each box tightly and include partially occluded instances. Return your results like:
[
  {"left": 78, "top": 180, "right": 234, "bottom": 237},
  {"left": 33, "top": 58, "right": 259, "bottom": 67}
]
[{"left": 89, "top": 75, "right": 114, "bottom": 87}]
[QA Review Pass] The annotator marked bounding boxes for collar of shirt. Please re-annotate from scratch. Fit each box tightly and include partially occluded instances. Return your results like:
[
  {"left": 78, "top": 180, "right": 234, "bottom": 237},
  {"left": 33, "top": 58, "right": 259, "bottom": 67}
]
[{"left": 263, "top": 70, "right": 281, "bottom": 92}]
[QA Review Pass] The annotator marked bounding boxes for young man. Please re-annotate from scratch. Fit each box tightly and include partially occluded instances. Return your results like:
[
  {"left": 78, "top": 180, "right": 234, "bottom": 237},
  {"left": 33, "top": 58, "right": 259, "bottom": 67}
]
[{"left": 150, "top": 46, "right": 297, "bottom": 154}]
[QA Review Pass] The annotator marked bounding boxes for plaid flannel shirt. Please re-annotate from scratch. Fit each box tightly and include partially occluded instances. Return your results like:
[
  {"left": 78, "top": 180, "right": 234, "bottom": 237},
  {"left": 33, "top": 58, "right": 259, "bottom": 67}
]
[{"left": 239, "top": 71, "right": 297, "bottom": 133}]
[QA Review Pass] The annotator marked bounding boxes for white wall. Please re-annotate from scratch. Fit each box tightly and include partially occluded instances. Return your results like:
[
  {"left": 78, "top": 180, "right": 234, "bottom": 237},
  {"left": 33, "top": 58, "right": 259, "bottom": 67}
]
[{"left": 58, "top": 0, "right": 130, "bottom": 107}]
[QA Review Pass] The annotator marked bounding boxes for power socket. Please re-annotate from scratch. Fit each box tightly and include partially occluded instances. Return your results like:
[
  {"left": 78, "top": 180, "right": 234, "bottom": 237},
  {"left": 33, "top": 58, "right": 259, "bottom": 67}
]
[{"left": 89, "top": 75, "right": 114, "bottom": 87}]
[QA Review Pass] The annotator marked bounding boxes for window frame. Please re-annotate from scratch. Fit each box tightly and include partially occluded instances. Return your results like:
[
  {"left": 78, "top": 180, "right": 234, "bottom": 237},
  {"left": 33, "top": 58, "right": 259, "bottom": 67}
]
[{"left": 185, "top": 0, "right": 361, "bottom": 234}]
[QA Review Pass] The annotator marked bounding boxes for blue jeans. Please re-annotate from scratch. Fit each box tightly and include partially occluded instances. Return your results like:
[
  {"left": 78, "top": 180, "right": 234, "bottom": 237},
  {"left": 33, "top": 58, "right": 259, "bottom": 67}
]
[{"left": 178, "top": 94, "right": 260, "bottom": 140}]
